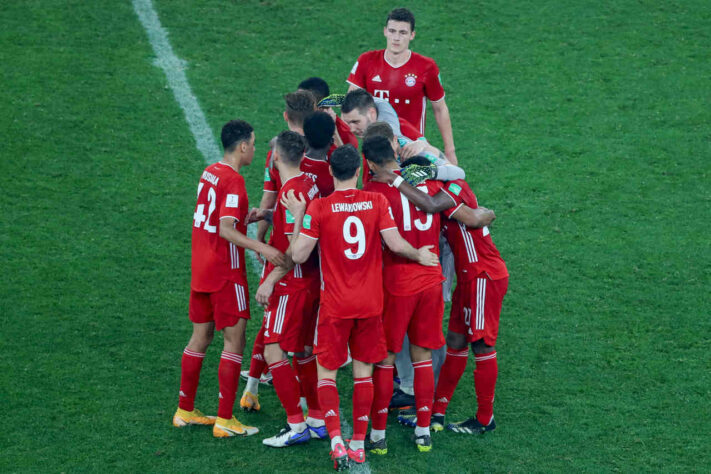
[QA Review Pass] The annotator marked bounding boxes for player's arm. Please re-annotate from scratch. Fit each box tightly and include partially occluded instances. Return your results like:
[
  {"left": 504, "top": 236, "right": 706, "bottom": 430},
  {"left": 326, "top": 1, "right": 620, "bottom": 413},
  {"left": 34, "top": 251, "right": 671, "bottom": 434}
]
[
  {"left": 347, "top": 83, "right": 361, "bottom": 92},
  {"left": 449, "top": 205, "right": 496, "bottom": 228},
  {"left": 431, "top": 99, "right": 457, "bottom": 164},
  {"left": 256, "top": 191, "right": 277, "bottom": 240},
  {"left": 255, "top": 213, "right": 304, "bottom": 305},
  {"left": 279, "top": 190, "right": 317, "bottom": 264},
  {"left": 380, "top": 228, "right": 439, "bottom": 266},
  {"left": 219, "top": 218, "right": 285, "bottom": 266}
]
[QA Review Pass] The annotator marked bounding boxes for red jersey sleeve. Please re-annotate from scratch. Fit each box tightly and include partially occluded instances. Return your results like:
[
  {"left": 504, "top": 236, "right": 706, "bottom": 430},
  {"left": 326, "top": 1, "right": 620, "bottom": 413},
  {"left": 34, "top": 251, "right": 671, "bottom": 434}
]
[
  {"left": 300, "top": 199, "right": 321, "bottom": 241},
  {"left": 218, "top": 175, "right": 247, "bottom": 223},
  {"left": 263, "top": 150, "right": 278, "bottom": 193},
  {"left": 336, "top": 116, "right": 359, "bottom": 148},
  {"left": 424, "top": 60, "right": 446, "bottom": 102},
  {"left": 399, "top": 117, "right": 424, "bottom": 141},
  {"left": 441, "top": 180, "right": 469, "bottom": 218},
  {"left": 347, "top": 51, "right": 370, "bottom": 89},
  {"left": 375, "top": 194, "right": 397, "bottom": 232}
]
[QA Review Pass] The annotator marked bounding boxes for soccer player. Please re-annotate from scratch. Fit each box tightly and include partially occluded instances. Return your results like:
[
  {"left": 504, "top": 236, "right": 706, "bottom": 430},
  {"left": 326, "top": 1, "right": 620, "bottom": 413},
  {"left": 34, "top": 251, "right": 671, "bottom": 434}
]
[
  {"left": 361, "top": 136, "right": 494, "bottom": 453},
  {"left": 347, "top": 8, "right": 458, "bottom": 163},
  {"left": 173, "top": 119, "right": 286, "bottom": 437},
  {"left": 241, "top": 91, "right": 317, "bottom": 405},
  {"left": 297, "top": 77, "right": 359, "bottom": 149},
  {"left": 283, "top": 144, "right": 439, "bottom": 470},
  {"left": 250, "top": 130, "right": 325, "bottom": 447},
  {"left": 302, "top": 111, "right": 337, "bottom": 197},
  {"left": 368, "top": 167, "right": 505, "bottom": 434},
  {"left": 341, "top": 90, "right": 464, "bottom": 184}
]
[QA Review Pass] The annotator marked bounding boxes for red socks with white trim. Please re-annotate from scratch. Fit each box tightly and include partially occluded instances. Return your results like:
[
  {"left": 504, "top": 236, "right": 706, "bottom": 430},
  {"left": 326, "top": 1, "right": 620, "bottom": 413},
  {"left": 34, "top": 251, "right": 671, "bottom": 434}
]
[
  {"left": 179, "top": 348, "right": 205, "bottom": 411},
  {"left": 474, "top": 351, "right": 497, "bottom": 425},
  {"left": 413, "top": 359, "right": 434, "bottom": 430},
  {"left": 217, "top": 351, "right": 242, "bottom": 419},
  {"left": 433, "top": 347, "right": 469, "bottom": 415},
  {"left": 269, "top": 359, "right": 305, "bottom": 424}
]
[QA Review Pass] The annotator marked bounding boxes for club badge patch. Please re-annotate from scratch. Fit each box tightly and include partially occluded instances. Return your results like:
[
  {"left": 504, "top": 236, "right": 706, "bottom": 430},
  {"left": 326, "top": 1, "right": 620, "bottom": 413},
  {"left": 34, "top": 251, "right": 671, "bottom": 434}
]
[{"left": 405, "top": 73, "right": 417, "bottom": 87}]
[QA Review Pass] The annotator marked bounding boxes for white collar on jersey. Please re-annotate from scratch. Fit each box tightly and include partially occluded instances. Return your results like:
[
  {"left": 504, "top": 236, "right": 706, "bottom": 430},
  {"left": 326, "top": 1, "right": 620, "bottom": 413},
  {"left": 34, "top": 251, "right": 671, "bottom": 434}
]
[{"left": 384, "top": 49, "right": 412, "bottom": 69}]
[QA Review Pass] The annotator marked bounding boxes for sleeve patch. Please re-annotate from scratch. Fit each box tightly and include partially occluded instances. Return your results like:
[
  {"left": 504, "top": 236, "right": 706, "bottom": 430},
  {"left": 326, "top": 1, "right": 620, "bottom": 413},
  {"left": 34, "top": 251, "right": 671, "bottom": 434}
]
[
  {"left": 447, "top": 183, "right": 462, "bottom": 196},
  {"left": 351, "top": 60, "right": 359, "bottom": 74},
  {"left": 225, "top": 194, "right": 240, "bottom": 208},
  {"left": 285, "top": 209, "right": 295, "bottom": 224},
  {"left": 302, "top": 214, "right": 312, "bottom": 229},
  {"left": 264, "top": 168, "right": 271, "bottom": 182}
]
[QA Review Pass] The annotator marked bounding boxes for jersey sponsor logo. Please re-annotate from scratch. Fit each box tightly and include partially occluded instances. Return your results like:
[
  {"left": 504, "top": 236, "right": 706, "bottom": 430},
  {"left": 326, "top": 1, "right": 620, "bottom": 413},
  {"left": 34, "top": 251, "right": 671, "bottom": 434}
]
[
  {"left": 330, "top": 201, "right": 373, "bottom": 213},
  {"left": 285, "top": 209, "right": 295, "bottom": 224},
  {"left": 372, "top": 74, "right": 382, "bottom": 82},
  {"left": 405, "top": 73, "right": 417, "bottom": 87},
  {"left": 448, "top": 183, "right": 462, "bottom": 196},
  {"left": 302, "top": 214, "right": 312, "bottom": 229},
  {"left": 225, "top": 194, "right": 239, "bottom": 208},
  {"left": 263, "top": 168, "right": 271, "bottom": 182},
  {"left": 373, "top": 89, "right": 390, "bottom": 100},
  {"left": 351, "top": 61, "right": 359, "bottom": 74}
]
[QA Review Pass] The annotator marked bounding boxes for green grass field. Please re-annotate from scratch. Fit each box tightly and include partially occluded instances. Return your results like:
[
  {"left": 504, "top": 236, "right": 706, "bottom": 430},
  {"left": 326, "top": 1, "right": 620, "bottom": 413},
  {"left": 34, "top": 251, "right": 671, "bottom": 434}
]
[{"left": 1, "top": 0, "right": 709, "bottom": 472}]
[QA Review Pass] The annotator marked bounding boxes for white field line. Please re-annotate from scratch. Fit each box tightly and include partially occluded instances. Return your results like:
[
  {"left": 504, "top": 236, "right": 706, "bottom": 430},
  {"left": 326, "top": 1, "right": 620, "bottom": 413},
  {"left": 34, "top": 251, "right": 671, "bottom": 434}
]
[{"left": 131, "top": 2, "right": 370, "bottom": 472}]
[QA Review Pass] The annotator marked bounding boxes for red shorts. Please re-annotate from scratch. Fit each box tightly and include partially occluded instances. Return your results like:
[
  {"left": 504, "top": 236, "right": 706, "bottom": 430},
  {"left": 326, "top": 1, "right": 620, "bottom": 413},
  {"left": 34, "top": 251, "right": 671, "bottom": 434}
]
[
  {"left": 189, "top": 280, "right": 250, "bottom": 331},
  {"left": 383, "top": 284, "right": 445, "bottom": 352},
  {"left": 449, "top": 276, "right": 508, "bottom": 345},
  {"left": 314, "top": 314, "right": 388, "bottom": 371},
  {"left": 262, "top": 288, "right": 318, "bottom": 353}
]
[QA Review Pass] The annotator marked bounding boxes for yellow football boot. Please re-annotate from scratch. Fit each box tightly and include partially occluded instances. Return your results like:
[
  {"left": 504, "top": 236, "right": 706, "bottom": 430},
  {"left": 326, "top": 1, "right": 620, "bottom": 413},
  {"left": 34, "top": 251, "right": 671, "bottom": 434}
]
[
  {"left": 213, "top": 416, "right": 259, "bottom": 437},
  {"left": 172, "top": 408, "right": 216, "bottom": 427}
]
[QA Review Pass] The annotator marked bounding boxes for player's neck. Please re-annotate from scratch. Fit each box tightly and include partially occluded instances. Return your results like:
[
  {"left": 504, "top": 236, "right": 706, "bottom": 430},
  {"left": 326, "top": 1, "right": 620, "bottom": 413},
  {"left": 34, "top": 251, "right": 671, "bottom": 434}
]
[
  {"left": 385, "top": 48, "right": 411, "bottom": 67},
  {"left": 288, "top": 123, "right": 304, "bottom": 135},
  {"left": 277, "top": 163, "right": 301, "bottom": 182},
  {"left": 334, "top": 176, "right": 358, "bottom": 190},
  {"left": 221, "top": 154, "right": 242, "bottom": 172},
  {"left": 305, "top": 147, "right": 328, "bottom": 161},
  {"left": 383, "top": 161, "right": 400, "bottom": 172}
]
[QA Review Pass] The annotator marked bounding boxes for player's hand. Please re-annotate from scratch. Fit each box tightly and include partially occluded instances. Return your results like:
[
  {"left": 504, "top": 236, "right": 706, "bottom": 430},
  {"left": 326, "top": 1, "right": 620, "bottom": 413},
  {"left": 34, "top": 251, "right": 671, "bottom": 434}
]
[
  {"left": 400, "top": 140, "right": 427, "bottom": 159},
  {"left": 371, "top": 167, "right": 398, "bottom": 184},
  {"left": 478, "top": 207, "right": 496, "bottom": 226},
  {"left": 444, "top": 148, "right": 458, "bottom": 165},
  {"left": 261, "top": 245, "right": 286, "bottom": 267},
  {"left": 280, "top": 189, "right": 307, "bottom": 218},
  {"left": 246, "top": 207, "right": 270, "bottom": 224},
  {"left": 416, "top": 245, "right": 439, "bottom": 267},
  {"left": 255, "top": 280, "right": 274, "bottom": 306}
]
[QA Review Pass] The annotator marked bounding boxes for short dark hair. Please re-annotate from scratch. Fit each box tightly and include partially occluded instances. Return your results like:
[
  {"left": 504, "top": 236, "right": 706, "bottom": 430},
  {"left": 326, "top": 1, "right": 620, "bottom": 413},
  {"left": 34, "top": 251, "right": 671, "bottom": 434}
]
[
  {"left": 362, "top": 135, "right": 396, "bottom": 166},
  {"left": 341, "top": 89, "right": 376, "bottom": 115},
  {"left": 330, "top": 145, "right": 361, "bottom": 181},
  {"left": 285, "top": 91, "right": 316, "bottom": 127},
  {"left": 304, "top": 111, "right": 336, "bottom": 149},
  {"left": 386, "top": 8, "right": 415, "bottom": 31},
  {"left": 221, "top": 119, "right": 253, "bottom": 152},
  {"left": 276, "top": 130, "right": 305, "bottom": 166},
  {"left": 298, "top": 77, "right": 330, "bottom": 104},
  {"left": 363, "top": 121, "right": 394, "bottom": 143}
]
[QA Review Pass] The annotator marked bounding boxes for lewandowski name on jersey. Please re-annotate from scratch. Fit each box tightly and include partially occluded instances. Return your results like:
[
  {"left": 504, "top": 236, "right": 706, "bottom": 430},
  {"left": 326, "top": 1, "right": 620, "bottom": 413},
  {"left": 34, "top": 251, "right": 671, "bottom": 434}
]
[{"left": 331, "top": 201, "right": 374, "bottom": 213}]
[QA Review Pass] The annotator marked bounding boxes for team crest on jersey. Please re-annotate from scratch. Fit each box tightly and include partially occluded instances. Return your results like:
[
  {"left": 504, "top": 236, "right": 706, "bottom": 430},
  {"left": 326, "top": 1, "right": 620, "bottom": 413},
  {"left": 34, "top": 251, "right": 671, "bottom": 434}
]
[
  {"left": 302, "top": 214, "right": 312, "bottom": 229},
  {"left": 226, "top": 194, "right": 239, "bottom": 207},
  {"left": 405, "top": 73, "right": 417, "bottom": 87}
]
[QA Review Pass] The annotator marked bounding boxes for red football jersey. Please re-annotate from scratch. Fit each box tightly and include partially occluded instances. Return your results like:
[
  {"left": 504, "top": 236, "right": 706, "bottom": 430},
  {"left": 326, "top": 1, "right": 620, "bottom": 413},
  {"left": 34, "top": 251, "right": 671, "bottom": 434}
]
[
  {"left": 301, "top": 154, "right": 334, "bottom": 197},
  {"left": 363, "top": 177, "right": 445, "bottom": 296},
  {"left": 441, "top": 180, "right": 508, "bottom": 281},
  {"left": 300, "top": 189, "right": 397, "bottom": 319},
  {"left": 361, "top": 116, "right": 423, "bottom": 185},
  {"left": 191, "top": 161, "right": 248, "bottom": 292},
  {"left": 348, "top": 50, "right": 445, "bottom": 134},
  {"left": 263, "top": 173, "right": 321, "bottom": 291},
  {"left": 336, "top": 116, "right": 359, "bottom": 149},
  {"left": 263, "top": 145, "right": 338, "bottom": 194}
]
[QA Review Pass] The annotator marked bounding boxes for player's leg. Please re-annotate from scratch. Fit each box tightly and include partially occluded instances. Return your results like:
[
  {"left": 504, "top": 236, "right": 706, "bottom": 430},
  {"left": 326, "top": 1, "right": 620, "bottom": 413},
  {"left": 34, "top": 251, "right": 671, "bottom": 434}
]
[
  {"left": 241, "top": 328, "right": 266, "bottom": 411},
  {"left": 369, "top": 351, "right": 396, "bottom": 453},
  {"left": 448, "top": 277, "right": 507, "bottom": 435},
  {"left": 294, "top": 346, "right": 326, "bottom": 437},
  {"left": 174, "top": 290, "right": 216, "bottom": 427}
]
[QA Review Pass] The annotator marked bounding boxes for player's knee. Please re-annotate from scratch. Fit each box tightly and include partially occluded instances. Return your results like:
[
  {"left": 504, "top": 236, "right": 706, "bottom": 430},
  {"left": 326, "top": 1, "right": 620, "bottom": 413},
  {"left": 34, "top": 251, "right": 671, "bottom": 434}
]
[
  {"left": 471, "top": 339, "right": 495, "bottom": 355},
  {"left": 264, "top": 343, "right": 286, "bottom": 365},
  {"left": 445, "top": 331, "right": 467, "bottom": 350},
  {"left": 410, "top": 344, "right": 432, "bottom": 362}
]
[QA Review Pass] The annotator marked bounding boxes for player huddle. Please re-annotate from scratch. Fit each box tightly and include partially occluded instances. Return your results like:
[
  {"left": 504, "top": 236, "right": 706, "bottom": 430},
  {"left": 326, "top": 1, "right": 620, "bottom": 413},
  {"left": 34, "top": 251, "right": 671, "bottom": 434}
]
[{"left": 172, "top": 8, "right": 509, "bottom": 471}]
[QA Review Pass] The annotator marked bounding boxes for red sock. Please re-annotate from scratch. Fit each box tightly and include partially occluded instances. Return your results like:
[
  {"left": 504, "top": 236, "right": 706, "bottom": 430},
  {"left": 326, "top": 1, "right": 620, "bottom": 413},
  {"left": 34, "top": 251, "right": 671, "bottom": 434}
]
[
  {"left": 269, "top": 359, "right": 305, "bottom": 424},
  {"left": 413, "top": 359, "right": 434, "bottom": 428},
  {"left": 352, "top": 377, "right": 373, "bottom": 441},
  {"left": 370, "top": 364, "right": 394, "bottom": 430},
  {"left": 248, "top": 331, "right": 266, "bottom": 379},
  {"left": 474, "top": 352, "right": 498, "bottom": 425},
  {"left": 217, "top": 351, "right": 242, "bottom": 419},
  {"left": 433, "top": 347, "right": 469, "bottom": 415},
  {"left": 178, "top": 348, "right": 205, "bottom": 411},
  {"left": 317, "top": 378, "right": 341, "bottom": 439},
  {"left": 294, "top": 355, "right": 321, "bottom": 419}
]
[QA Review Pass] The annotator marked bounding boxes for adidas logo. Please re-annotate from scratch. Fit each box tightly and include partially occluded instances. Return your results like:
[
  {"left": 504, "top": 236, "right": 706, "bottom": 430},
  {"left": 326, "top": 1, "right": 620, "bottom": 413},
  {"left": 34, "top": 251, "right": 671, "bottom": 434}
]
[
  {"left": 325, "top": 409, "right": 337, "bottom": 417},
  {"left": 179, "top": 390, "right": 186, "bottom": 397},
  {"left": 378, "top": 408, "right": 388, "bottom": 414},
  {"left": 372, "top": 75, "right": 382, "bottom": 82},
  {"left": 357, "top": 415, "right": 369, "bottom": 422},
  {"left": 418, "top": 406, "right": 430, "bottom": 412},
  {"left": 219, "top": 392, "right": 224, "bottom": 399},
  {"left": 254, "top": 354, "right": 264, "bottom": 361},
  {"left": 437, "top": 397, "right": 449, "bottom": 403}
]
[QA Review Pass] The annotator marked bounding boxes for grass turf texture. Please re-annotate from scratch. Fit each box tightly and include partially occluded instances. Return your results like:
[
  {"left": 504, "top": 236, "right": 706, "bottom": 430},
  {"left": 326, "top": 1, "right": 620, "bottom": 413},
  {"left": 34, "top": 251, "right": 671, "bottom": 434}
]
[{"left": 1, "top": 0, "right": 709, "bottom": 471}]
